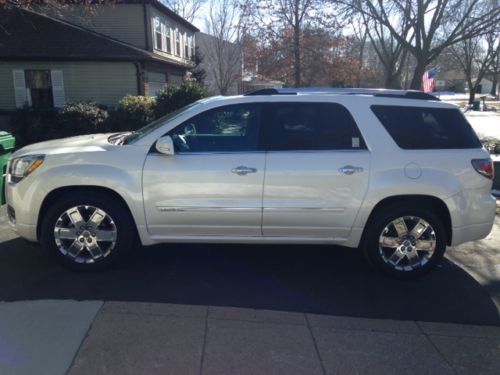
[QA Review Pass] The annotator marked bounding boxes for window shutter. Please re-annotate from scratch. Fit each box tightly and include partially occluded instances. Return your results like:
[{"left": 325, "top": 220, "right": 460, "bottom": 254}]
[
  {"left": 12, "top": 70, "right": 27, "bottom": 108},
  {"left": 51, "top": 70, "right": 66, "bottom": 108}
]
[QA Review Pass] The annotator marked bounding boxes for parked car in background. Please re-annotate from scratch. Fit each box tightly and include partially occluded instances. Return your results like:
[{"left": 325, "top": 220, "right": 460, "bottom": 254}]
[{"left": 5, "top": 88, "right": 496, "bottom": 278}]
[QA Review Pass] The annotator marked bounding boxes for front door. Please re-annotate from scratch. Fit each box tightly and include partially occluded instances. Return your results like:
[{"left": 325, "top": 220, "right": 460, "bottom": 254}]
[
  {"left": 143, "top": 103, "right": 265, "bottom": 238},
  {"left": 262, "top": 102, "right": 370, "bottom": 240}
]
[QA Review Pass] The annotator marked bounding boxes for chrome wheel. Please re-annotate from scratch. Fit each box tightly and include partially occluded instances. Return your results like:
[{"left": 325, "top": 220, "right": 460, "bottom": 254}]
[
  {"left": 54, "top": 205, "right": 117, "bottom": 264},
  {"left": 378, "top": 216, "right": 436, "bottom": 272}
]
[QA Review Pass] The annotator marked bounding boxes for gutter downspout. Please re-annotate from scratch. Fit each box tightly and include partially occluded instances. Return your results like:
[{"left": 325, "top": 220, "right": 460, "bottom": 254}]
[{"left": 134, "top": 61, "right": 144, "bottom": 95}]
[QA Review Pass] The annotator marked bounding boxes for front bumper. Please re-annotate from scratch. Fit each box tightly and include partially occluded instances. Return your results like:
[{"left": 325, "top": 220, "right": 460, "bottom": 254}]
[{"left": 5, "top": 181, "right": 39, "bottom": 242}]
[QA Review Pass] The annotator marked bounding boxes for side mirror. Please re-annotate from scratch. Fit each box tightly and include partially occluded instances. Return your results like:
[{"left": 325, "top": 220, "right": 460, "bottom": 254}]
[{"left": 155, "top": 135, "right": 174, "bottom": 156}]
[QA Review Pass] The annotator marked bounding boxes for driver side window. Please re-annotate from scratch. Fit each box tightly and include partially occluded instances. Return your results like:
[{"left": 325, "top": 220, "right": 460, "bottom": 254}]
[{"left": 168, "top": 103, "right": 262, "bottom": 152}]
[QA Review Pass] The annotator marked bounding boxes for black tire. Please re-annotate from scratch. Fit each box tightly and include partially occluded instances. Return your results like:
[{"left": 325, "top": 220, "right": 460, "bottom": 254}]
[
  {"left": 361, "top": 204, "right": 447, "bottom": 279},
  {"left": 40, "top": 191, "right": 136, "bottom": 271}
]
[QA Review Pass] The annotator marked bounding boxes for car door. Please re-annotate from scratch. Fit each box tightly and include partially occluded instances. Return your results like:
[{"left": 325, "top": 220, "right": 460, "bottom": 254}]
[
  {"left": 262, "top": 102, "right": 370, "bottom": 240},
  {"left": 142, "top": 103, "right": 265, "bottom": 238}
]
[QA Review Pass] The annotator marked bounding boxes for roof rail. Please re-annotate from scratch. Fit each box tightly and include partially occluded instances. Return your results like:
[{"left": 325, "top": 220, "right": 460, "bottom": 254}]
[
  {"left": 244, "top": 87, "right": 439, "bottom": 101},
  {"left": 244, "top": 88, "right": 296, "bottom": 96}
]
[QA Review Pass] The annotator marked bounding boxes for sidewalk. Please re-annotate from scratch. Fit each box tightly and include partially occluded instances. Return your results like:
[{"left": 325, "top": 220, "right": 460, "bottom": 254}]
[{"left": 1, "top": 300, "right": 499, "bottom": 375}]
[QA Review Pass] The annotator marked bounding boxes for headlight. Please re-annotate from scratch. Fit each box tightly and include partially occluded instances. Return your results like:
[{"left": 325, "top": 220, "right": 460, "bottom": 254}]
[{"left": 9, "top": 155, "right": 45, "bottom": 183}]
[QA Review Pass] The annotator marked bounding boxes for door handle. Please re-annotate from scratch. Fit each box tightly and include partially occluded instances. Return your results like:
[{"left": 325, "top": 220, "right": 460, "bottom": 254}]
[
  {"left": 338, "top": 165, "right": 364, "bottom": 175},
  {"left": 231, "top": 166, "right": 258, "bottom": 176}
]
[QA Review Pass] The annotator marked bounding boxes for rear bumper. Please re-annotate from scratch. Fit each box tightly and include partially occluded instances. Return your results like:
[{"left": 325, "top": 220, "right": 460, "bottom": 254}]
[
  {"left": 450, "top": 221, "right": 495, "bottom": 246},
  {"left": 446, "top": 191, "right": 496, "bottom": 246}
]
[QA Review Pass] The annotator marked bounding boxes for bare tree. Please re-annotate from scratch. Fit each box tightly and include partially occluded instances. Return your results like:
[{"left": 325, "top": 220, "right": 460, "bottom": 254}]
[
  {"left": 487, "top": 30, "right": 500, "bottom": 97},
  {"left": 241, "top": 0, "right": 341, "bottom": 87},
  {"left": 350, "top": 14, "right": 368, "bottom": 87},
  {"left": 203, "top": 0, "right": 242, "bottom": 95},
  {"left": 161, "top": 0, "right": 207, "bottom": 23},
  {"left": 349, "top": 0, "right": 500, "bottom": 89},
  {"left": 450, "top": 25, "right": 500, "bottom": 103},
  {"left": 354, "top": 1, "right": 414, "bottom": 89}
]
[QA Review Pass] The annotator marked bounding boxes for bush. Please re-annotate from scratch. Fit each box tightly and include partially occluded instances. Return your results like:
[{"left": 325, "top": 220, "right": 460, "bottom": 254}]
[
  {"left": 107, "top": 95, "right": 156, "bottom": 132},
  {"left": 480, "top": 137, "right": 500, "bottom": 154},
  {"left": 155, "top": 81, "right": 208, "bottom": 118},
  {"left": 9, "top": 108, "right": 59, "bottom": 149},
  {"left": 57, "top": 102, "right": 108, "bottom": 137}
]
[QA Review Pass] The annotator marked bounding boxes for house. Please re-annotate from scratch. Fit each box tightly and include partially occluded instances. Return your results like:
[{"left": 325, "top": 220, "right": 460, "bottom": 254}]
[
  {"left": 471, "top": 77, "right": 499, "bottom": 96},
  {"left": 196, "top": 32, "right": 242, "bottom": 96},
  {"left": 0, "top": 1, "right": 198, "bottom": 112}
]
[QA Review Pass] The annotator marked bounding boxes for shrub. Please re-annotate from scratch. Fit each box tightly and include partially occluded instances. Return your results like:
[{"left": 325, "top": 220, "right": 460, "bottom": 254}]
[
  {"left": 57, "top": 102, "right": 108, "bottom": 137},
  {"left": 9, "top": 108, "right": 59, "bottom": 149},
  {"left": 108, "top": 95, "right": 157, "bottom": 132},
  {"left": 480, "top": 137, "right": 500, "bottom": 154},
  {"left": 155, "top": 81, "right": 208, "bottom": 118}
]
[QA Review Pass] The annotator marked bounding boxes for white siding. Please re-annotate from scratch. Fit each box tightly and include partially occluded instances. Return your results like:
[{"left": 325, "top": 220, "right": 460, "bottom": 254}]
[{"left": 0, "top": 61, "right": 137, "bottom": 110}]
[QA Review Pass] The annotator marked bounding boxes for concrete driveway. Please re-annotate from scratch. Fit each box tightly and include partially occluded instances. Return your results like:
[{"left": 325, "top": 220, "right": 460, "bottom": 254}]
[{"left": 0, "top": 205, "right": 499, "bottom": 374}]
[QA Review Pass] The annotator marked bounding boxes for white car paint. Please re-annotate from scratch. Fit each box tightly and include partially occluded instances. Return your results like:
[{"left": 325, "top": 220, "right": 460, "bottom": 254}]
[{"left": 5, "top": 94, "right": 496, "bottom": 250}]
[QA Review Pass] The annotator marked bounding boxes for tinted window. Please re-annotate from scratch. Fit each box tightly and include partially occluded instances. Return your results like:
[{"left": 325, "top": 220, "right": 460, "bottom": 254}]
[
  {"left": 169, "top": 104, "right": 262, "bottom": 152},
  {"left": 371, "top": 105, "right": 481, "bottom": 149},
  {"left": 263, "top": 103, "right": 366, "bottom": 151}
]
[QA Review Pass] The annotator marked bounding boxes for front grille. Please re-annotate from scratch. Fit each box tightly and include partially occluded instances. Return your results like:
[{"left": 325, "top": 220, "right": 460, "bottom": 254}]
[{"left": 7, "top": 205, "right": 15, "bottom": 224}]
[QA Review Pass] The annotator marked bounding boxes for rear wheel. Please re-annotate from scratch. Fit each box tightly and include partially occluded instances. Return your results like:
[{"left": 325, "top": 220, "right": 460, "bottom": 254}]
[
  {"left": 362, "top": 205, "right": 446, "bottom": 278},
  {"left": 40, "top": 192, "right": 135, "bottom": 271}
]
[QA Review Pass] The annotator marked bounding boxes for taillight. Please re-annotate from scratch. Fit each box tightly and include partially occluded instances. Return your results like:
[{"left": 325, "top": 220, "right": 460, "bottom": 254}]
[{"left": 471, "top": 158, "right": 494, "bottom": 179}]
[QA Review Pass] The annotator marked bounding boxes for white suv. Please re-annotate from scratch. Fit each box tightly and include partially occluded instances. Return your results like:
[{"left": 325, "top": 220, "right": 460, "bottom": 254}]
[{"left": 5, "top": 88, "right": 496, "bottom": 277}]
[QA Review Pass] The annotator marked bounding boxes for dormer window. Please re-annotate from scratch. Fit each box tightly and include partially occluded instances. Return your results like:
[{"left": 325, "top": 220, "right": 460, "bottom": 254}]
[
  {"left": 154, "top": 17, "right": 162, "bottom": 50},
  {"left": 175, "top": 29, "right": 180, "bottom": 56},
  {"left": 184, "top": 33, "right": 189, "bottom": 58},
  {"left": 166, "top": 26, "right": 172, "bottom": 54},
  {"left": 190, "top": 36, "right": 195, "bottom": 61}
]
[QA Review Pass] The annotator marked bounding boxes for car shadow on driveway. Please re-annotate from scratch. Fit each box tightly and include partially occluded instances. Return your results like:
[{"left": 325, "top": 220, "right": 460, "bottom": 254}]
[{"left": 0, "top": 238, "right": 498, "bottom": 326}]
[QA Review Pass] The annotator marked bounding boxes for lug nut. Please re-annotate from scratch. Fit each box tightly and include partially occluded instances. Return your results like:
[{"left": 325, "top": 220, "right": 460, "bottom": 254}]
[
  {"left": 87, "top": 238, "right": 92, "bottom": 243},
  {"left": 79, "top": 238, "right": 85, "bottom": 243}
]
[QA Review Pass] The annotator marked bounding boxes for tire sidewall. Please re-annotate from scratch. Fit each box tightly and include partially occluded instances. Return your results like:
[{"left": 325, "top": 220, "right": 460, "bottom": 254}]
[
  {"left": 40, "top": 192, "right": 135, "bottom": 271},
  {"left": 363, "top": 205, "right": 446, "bottom": 279}
]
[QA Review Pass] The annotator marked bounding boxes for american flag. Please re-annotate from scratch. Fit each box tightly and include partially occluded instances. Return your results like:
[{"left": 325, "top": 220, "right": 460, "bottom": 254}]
[{"left": 422, "top": 68, "right": 436, "bottom": 93}]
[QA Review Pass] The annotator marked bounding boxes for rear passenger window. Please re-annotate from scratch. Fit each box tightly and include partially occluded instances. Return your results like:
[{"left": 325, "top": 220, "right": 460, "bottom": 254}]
[
  {"left": 371, "top": 105, "right": 482, "bottom": 149},
  {"left": 264, "top": 102, "right": 366, "bottom": 151}
]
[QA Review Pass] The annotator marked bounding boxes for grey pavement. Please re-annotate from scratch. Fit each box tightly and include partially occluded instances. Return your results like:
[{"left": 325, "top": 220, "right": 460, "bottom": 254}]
[
  {"left": 0, "top": 301, "right": 499, "bottom": 375},
  {"left": 0, "top": 204, "right": 499, "bottom": 374}
]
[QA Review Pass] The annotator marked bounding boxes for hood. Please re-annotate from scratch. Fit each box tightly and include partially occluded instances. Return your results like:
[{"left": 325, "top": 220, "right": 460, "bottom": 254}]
[{"left": 12, "top": 133, "right": 116, "bottom": 158}]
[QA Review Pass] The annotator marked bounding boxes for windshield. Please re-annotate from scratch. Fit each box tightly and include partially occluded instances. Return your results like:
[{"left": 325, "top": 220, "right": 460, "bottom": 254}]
[{"left": 123, "top": 102, "right": 202, "bottom": 144}]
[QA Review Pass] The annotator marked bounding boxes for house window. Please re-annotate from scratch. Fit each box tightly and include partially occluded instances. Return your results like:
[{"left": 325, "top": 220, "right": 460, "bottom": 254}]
[
  {"left": 154, "top": 17, "right": 162, "bottom": 50},
  {"left": 184, "top": 33, "right": 189, "bottom": 59},
  {"left": 175, "top": 29, "right": 180, "bottom": 56},
  {"left": 190, "top": 36, "right": 196, "bottom": 61},
  {"left": 166, "top": 26, "right": 172, "bottom": 54},
  {"left": 25, "top": 70, "right": 53, "bottom": 109}
]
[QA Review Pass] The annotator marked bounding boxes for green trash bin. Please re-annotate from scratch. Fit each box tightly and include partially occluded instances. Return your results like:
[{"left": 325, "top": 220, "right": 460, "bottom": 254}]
[
  {"left": 472, "top": 100, "right": 480, "bottom": 111},
  {"left": 0, "top": 131, "right": 16, "bottom": 205}
]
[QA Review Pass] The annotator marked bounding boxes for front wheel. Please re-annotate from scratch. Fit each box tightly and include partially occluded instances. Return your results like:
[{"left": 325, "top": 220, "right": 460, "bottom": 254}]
[
  {"left": 362, "top": 206, "right": 446, "bottom": 279},
  {"left": 40, "top": 192, "right": 136, "bottom": 271}
]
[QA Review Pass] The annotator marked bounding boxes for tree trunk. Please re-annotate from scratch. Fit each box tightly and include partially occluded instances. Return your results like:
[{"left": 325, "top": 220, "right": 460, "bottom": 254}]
[
  {"left": 491, "top": 72, "right": 498, "bottom": 97},
  {"left": 468, "top": 83, "right": 476, "bottom": 104},
  {"left": 384, "top": 69, "right": 403, "bottom": 89},
  {"left": 294, "top": 29, "right": 301, "bottom": 87},
  {"left": 409, "top": 62, "right": 427, "bottom": 90},
  {"left": 293, "top": 1, "right": 301, "bottom": 87}
]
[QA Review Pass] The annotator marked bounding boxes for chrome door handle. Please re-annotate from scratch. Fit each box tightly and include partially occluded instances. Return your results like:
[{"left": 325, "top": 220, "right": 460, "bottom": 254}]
[
  {"left": 338, "top": 165, "right": 364, "bottom": 175},
  {"left": 231, "top": 166, "right": 258, "bottom": 175}
]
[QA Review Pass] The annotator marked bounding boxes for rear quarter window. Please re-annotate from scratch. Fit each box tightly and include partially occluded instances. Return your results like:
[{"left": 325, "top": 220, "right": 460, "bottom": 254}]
[{"left": 371, "top": 105, "right": 482, "bottom": 149}]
